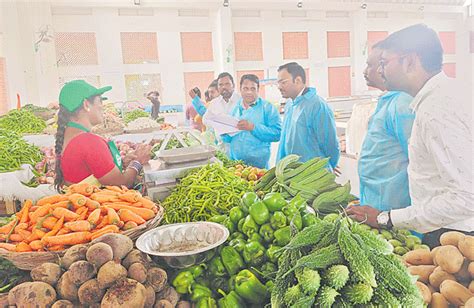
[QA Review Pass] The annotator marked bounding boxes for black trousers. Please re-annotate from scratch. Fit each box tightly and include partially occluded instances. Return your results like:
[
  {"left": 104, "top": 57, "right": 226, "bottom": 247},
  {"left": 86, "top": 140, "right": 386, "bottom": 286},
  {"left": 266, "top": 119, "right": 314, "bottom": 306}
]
[{"left": 422, "top": 228, "right": 474, "bottom": 249}]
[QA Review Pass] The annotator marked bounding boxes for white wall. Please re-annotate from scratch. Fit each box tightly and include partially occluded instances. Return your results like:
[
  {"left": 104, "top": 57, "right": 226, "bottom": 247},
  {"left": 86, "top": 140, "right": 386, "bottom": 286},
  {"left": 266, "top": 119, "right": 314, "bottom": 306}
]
[{"left": 0, "top": 1, "right": 471, "bottom": 110}]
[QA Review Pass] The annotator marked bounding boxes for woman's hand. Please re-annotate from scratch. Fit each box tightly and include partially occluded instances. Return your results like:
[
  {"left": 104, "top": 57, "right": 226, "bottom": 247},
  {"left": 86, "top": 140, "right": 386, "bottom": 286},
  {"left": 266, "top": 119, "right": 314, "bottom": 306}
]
[
  {"left": 134, "top": 144, "right": 152, "bottom": 165},
  {"left": 122, "top": 153, "right": 138, "bottom": 168}
]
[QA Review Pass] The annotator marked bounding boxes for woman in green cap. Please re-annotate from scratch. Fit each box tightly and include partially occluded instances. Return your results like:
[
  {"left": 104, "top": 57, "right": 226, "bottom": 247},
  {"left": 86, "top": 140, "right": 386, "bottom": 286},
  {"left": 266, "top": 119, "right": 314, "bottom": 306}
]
[{"left": 54, "top": 80, "right": 151, "bottom": 191}]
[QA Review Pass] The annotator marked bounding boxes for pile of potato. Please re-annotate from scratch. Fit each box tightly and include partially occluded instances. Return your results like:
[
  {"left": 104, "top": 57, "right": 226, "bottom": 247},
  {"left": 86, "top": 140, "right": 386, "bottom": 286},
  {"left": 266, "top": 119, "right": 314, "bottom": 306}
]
[
  {"left": 6, "top": 234, "right": 190, "bottom": 308},
  {"left": 403, "top": 232, "right": 474, "bottom": 307}
]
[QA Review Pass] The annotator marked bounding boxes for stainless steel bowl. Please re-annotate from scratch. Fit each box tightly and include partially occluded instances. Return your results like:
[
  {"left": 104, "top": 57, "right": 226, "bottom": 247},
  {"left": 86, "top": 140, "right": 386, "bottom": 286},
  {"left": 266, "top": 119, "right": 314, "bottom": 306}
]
[{"left": 136, "top": 222, "right": 229, "bottom": 269}]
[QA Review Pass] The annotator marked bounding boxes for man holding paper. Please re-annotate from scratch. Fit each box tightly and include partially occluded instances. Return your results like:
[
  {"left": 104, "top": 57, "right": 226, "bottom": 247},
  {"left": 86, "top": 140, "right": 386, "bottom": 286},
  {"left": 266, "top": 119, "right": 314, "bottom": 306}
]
[{"left": 221, "top": 74, "right": 281, "bottom": 168}]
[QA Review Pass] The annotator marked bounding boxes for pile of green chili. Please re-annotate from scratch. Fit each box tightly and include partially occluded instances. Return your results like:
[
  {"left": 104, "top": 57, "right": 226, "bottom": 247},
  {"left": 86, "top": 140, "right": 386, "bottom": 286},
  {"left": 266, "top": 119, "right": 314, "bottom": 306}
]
[
  {"left": 0, "top": 128, "right": 43, "bottom": 173},
  {"left": 0, "top": 109, "right": 46, "bottom": 134},
  {"left": 162, "top": 164, "right": 253, "bottom": 224}
]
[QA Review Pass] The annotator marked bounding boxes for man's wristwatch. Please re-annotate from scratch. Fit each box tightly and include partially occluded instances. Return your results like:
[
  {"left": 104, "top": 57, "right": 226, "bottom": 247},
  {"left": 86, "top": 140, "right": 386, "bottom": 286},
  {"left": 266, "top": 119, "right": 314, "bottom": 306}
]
[{"left": 376, "top": 211, "right": 393, "bottom": 229}]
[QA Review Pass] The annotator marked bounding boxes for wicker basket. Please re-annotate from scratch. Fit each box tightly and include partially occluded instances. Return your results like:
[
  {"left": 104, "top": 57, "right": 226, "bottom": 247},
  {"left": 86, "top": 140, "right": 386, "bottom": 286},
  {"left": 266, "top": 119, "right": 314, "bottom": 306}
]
[{"left": 0, "top": 204, "right": 164, "bottom": 270}]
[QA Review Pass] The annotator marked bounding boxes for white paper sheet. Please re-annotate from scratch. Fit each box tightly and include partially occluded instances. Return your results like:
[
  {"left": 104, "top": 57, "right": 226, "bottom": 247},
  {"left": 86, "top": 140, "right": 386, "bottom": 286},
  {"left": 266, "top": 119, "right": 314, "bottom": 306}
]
[{"left": 205, "top": 111, "right": 241, "bottom": 136}]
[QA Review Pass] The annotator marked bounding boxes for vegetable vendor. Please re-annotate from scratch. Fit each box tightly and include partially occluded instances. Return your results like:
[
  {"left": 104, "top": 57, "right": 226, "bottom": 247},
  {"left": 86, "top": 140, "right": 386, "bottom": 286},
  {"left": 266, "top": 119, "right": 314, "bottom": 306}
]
[
  {"left": 276, "top": 62, "right": 340, "bottom": 169},
  {"left": 358, "top": 42, "right": 414, "bottom": 211},
  {"left": 189, "top": 79, "right": 219, "bottom": 117},
  {"left": 54, "top": 80, "right": 151, "bottom": 191},
  {"left": 221, "top": 74, "right": 281, "bottom": 169}
]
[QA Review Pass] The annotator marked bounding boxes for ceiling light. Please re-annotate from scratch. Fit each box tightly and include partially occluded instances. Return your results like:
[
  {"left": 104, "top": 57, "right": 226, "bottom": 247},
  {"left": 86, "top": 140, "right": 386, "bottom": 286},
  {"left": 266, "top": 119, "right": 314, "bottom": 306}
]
[
  {"left": 223, "top": 0, "right": 229, "bottom": 7},
  {"left": 134, "top": 0, "right": 140, "bottom": 5},
  {"left": 297, "top": 1, "right": 303, "bottom": 8},
  {"left": 361, "top": 3, "right": 367, "bottom": 9}
]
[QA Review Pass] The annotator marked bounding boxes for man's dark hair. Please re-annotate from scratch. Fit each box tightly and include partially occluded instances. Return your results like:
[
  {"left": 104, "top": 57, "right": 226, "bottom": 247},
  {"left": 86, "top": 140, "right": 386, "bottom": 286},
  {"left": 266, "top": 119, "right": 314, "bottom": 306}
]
[
  {"left": 204, "top": 90, "right": 210, "bottom": 102},
  {"left": 378, "top": 24, "right": 443, "bottom": 73},
  {"left": 209, "top": 79, "right": 218, "bottom": 90},
  {"left": 193, "top": 87, "right": 202, "bottom": 99},
  {"left": 240, "top": 74, "right": 260, "bottom": 88},
  {"left": 278, "top": 62, "right": 306, "bottom": 84},
  {"left": 217, "top": 72, "right": 234, "bottom": 85}
]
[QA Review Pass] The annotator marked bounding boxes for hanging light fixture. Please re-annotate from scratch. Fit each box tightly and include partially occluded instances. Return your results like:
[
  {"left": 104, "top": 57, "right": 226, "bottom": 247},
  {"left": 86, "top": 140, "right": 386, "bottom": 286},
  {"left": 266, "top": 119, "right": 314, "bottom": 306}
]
[
  {"left": 297, "top": 1, "right": 303, "bottom": 8},
  {"left": 223, "top": 0, "right": 229, "bottom": 7},
  {"left": 134, "top": 0, "right": 140, "bottom": 5}
]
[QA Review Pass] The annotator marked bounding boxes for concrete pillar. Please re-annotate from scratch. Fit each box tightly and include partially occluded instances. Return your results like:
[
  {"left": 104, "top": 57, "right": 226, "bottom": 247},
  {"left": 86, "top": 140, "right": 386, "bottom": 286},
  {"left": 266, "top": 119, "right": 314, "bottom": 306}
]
[
  {"left": 351, "top": 9, "right": 368, "bottom": 95},
  {"left": 308, "top": 11, "right": 329, "bottom": 98},
  {"left": 214, "top": 6, "right": 234, "bottom": 74}
]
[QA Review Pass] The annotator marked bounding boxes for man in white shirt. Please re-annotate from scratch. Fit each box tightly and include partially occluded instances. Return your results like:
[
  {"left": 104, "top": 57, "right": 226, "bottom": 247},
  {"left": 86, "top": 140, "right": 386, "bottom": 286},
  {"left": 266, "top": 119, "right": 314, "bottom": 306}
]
[
  {"left": 203, "top": 72, "right": 241, "bottom": 121},
  {"left": 347, "top": 24, "right": 473, "bottom": 247}
]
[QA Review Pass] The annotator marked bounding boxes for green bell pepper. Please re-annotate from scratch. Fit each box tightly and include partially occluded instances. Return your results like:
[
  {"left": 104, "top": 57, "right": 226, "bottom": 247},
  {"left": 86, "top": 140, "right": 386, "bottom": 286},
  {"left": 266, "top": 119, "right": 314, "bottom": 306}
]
[
  {"left": 243, "top": 240, "right": 265, "bottom": 266},
  {"left": 228, "top": 238, "right": 246, "bottom": 253},
  {"left": 234, "top": 269, "right": 269, "bottom": 304},
  {"left": 282, "top": 204, "right": 298, "bottom": 218},
  {"left": 209, "top": 214, "right": 227, "bottom": 224},
  {"left": 222, "top": 217, "right": 236, "bottom": 233},
  {"left": 249, "top": 232, "right": 263, "bottom": 243},
  {"left": 302, "top": 212, "right": 318, "bottom": 227},
  {"left": 189, "top": 264, "right": 206, "bottom": 279},
  {"left": 209, "top": 256, "right": 226, "bottom": 277},
  {"left": 265, "top": 281, "right": 274, "bottom": 293},
  {"left": 258, "top": 223, "right": 274, "bottom": 243},
  {"left": 228, "top": 275, "right": 236, "bottom": 291},
  {"left": 237, "top": 218, "right": 245, "bottom": 233},
  {"left": 249, "top": 201, "right": 270, "bottom": 225},
  {"left": 289, "top": 211, "right": 303, "bottom": 230},
  {"left": 242, "top": 215, "right": 258, "bottom": 237},
  {"left": 270, "top": 211, "right": 287, "bottom": 229},
  {"left": 195, "top": 297, "right": 217, "bottom": 308},
  {"left": 229, "top": 231, "right": 245, "bottom": 241},
  {"left": 241, "top": 192, "right": 259, "bottom": 213},
  {"left": 190, "top": 283, "right": 213, "bottom": 302},
  {"left": 288, "top": 194, "right": 308, "bottom": 211},
  {"left": 274, "top": 226, "right": 291, "bottom": 246},
  {"left": 265, "top": 245, "right": 283, "bottom": 263},
  {"left": 229, "top": 207, "right": 245, "bottom": 225},
  {"left": 262, "top": 192, "right": 287, "bottom": 212},
  {"left": 221, "top": 246, "right": 244, "bottom": 275},
  {"left": 210, "top": 276, "right": 229, "bottom": 294},
  {"left": 172, "top": 271, "right": 194, "bottom": 294},
  {"left": 260, "top": 262, "right": 277, "bottom": 278},
  {"left": 218, "top": 290, "right": 245, "bottom": 308}
]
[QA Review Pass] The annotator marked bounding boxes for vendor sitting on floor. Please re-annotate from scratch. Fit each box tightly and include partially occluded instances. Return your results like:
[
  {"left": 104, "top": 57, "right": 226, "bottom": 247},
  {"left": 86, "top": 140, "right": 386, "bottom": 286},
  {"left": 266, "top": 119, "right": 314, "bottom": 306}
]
[
  {"left": 221, "top": 74, "right": 281, "bottom": 169},
  {"left": 54, "top": 80, "right": 151, "bottom": 191}
]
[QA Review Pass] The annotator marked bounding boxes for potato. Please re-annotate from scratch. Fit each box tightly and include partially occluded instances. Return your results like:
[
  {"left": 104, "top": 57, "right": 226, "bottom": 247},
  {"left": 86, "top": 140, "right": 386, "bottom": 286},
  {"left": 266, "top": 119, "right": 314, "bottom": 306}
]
[
  {"left": 428, "top": 284, "right": 437, "bottom": 294},
  {"left": 176, "top": 301, "right": 191, "bottom": 308},
  {"left": 432, "top": 246, "right": 442, "bottom": 266},
  {"left": 101, "top": 278, "right": 146, "bottom": 308},
  {"left": 78, "top": 279, "right": 105, "bottom": 305},
  {"left": 416, "top": 281, "right": 432, "bottom": 304},
  {"left": 155, "top": 300, "right": 173, "bottom": 308},
  {"left": 51, "top": 300, "right": 74, "bottom": 308},
  {"left": 56, "top": 271, "right": 79, "bottom": 302},
  {"left": 147, "top": 267, "right": 168, "bottom": 293},
  {"left": 144, "top": 284, "right": 156, "bottom": 308},
  {"left": 468, "top": 280, "right": 474, "bottom": 293},
  {"left": 97, "top": 260, "right": 127, "bottom": 289},
  {"left": 0, "top": 293, "right": 8, "bottom": 308},
  {"left": 91, "top": 233, "right": 133, "bottom": 260},
  {"left": 436, "top": 245, "right": 465, "bottom": 274},
  {"left": 128, "top": 262, "right": 147, "bottom": 283},
  {"left": 469, "top": 262, "right": 474, "bottom": 278},
  {"left": 466, "top": 296, "right": 474, "bottom": 308},
  {"left": 156, "top": 286, "right": 180, "bottom": 307},
  {"left": 8, "top": 282, "right": 57, "bottom": 307},
  {"left": 459, "top": 236, "right": 474, "bottom": 261},
  {"left": 68, "top": 260, "right": 97, "bottom": 285},
  {"left": 456, "top": 259, "right": 472, "bottom": 283},
  {"left": 409, "top": 265, "right": 436, "bottom": 283},
  {"left": 30, "top": 262, "right": 62, "bottom": 286},
  {"left": 440, "top": 231, "right": 465, "bottom": 247},
  {"left": 403, "top": 249, "right": 433, "bottom": 265},
  {"left": 61, "top": 244, "right": 88, "bottom": 269},
  {"left": 439, "top": 280, "right": 473, "bottom": 306},
  {"left": 86, "top": 242, "right": 113, "bottom": 268},
  {"left": 431, "top": 292, "right": 449, "bottom": 308},
  {"left": 429, "top": 267, "right": 456, "bottom": 289},
  {"left": 123, "top": 249, "right": 151, "bottom": 269}
]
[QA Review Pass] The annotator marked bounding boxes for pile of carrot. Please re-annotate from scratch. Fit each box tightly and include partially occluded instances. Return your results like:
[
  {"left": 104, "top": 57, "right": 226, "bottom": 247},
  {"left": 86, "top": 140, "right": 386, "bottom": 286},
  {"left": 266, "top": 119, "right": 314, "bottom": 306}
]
[{"left": 0, "top": 183, "right": 158, "bottom": 253}]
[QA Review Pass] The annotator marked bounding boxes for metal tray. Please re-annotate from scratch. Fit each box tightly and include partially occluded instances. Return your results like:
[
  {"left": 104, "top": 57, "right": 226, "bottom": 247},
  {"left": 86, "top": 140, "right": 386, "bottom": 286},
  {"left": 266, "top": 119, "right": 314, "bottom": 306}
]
[{"left": 155, "top": 145, "right": 216, "bottom": 164}]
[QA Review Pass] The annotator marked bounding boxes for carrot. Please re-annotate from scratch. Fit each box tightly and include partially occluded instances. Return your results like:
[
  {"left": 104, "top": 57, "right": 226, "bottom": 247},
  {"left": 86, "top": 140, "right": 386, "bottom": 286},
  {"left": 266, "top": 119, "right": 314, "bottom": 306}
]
[
  {"left": 30, "top": 206, "right": 39, "bottom": 212},
  {"left": 17, "top": 229, "right": 32, "bottom": 241},
  {"left": 29, "top": 240, "right": 43, "bottom": 250},
  {"left": 99, "top": 190, "right": 120, "bottom": 196},
  {"left": 30, "top": 204, "right": 52, "bottom": 223},
  {"left": 94, "top": 216, "right": 109, "bottom": 230},
  {"left": 9, "top": 234, "right": 24, "bottom": 242},
  {"left": 107, "top": 208, "right": 120, "bottom": 225},
  {"left": 57, "top": 228, "right": 70, "bottom": 236},
  {"left": 131, "top": 202, "right": 143, "bottom": 208},
  {"left": 53, "top": 208, "right": 79, "bottom": 221},
  {"left": 105, "top": 186, "right": 123, "bottom": 193},
  {"left": 0, "top": 219, "right": 17, "bottom": 234},
  {"left": 14, "top": 223, "right": 28, "bottom": 234},
  {"left": 37, "top": 195, "right": 67, "bottom": 207},
  {"left": 47, "top": 245, "right": 65, "bottom": 251},
  {"left": 119, "top": 192, "right": 140, "bottom": 203},
  {"left": 68, "top": 193, "right": 87, "bottom": 208},
  {"left": 26, "top": 229, "right": 46, "bottom": 243},
  {"left": 91, "top": 225, "right": 119, "bottom": 240},
  {"left": 19, "top": 200, "right": 33, "bottom": 223},
  {"left": 79, "top": 207, "right": 89, "bottom": 220},
  {"left": 44, "top": 216, "right": 64, "bottom": 238},
  {"left": 90, "top": 194, "right": 117, "bottom": 203},
  {"left": 50, "top": 200, "right": 72, "bottom": 210},
  {"left": 42, "top": 232, "right": 91, "bottom": 246},
  {"left": 87, "top": 209, "right": 101, "bottom": 226},
  {"left": 15, "top": 242, "right": 32, "bottom": 252},
  {"left": 105, "top": 204, "right": 155, "bottom": 220},
  {"left": 41, "top": 216, "right": 58, "bottom": 230},
  {"left": 123, "top": 221, "right": 138, "bottom": 230},
  {"left": 68, "top": 183, "right": 95, "bottom": 196},
  {"left": 138, "top": 197, "right": 156, "bottom": 210},
  {"left": 64, "top": 220, "right": 92, "bottom": 232},
  {"left": 85, "top": 198, "right": 100, "bottom": 211},
  {"left": 0, "top": 243, "right": 16, "bottom": 252},
  {"left": 118, "top": 209, "right": 146, "bottom": 225},
  {"left": 103, "top": 201, "right": 131, "bottom": 207}
]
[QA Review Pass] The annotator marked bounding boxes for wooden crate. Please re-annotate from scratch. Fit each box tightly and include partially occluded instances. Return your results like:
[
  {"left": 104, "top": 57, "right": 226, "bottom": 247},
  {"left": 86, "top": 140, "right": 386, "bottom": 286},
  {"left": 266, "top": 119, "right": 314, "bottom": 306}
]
[{"left": 0, "top": 199, "right": 20, "bottom": 215}]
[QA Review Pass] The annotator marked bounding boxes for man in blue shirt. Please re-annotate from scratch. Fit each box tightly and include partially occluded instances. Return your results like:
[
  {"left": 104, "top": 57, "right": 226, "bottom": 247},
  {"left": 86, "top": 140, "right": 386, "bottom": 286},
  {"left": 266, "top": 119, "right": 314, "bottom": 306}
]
[
  {"left": 276, "top": 62, "right": 339, "bottom": 169},
  {"left": 358, "top": 43, "right": 415, "bottom": 211},
  {"left": 189, "top": 79, "right": 219, "bottom": 116},
  {"left": 222, "top": 74, "right": 281, "bottom": 168}
]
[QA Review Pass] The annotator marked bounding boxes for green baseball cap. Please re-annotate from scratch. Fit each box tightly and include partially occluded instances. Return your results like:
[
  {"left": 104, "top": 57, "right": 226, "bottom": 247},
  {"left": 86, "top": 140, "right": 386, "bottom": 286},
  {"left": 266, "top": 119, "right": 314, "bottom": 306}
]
[{"left": 59, "top": 80, "right": 112, "bottom": 112}]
